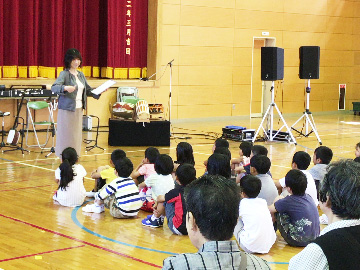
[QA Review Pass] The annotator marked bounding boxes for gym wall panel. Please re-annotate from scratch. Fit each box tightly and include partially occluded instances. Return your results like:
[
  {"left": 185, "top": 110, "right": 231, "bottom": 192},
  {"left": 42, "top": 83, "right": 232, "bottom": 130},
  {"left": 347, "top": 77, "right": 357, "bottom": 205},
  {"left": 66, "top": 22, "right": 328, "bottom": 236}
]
[
  {"left": 251, "top": 101, "right": 262, "bottom": 114},
  {"left": 176, "top": 85, "right": 233, "bottom": 106},
  {"left": 352, "top": 67, "right": 360, "bottom": 83},
  {"left": 179, "top": 46, "right": 234, "bottom": 66},
  {"left": 282, "top": 101, "right": 309, "bottom": 113},
  {"left": 163, "top": 0, "right": 180, "bottom": 4},
  {"left": 281, "top": 86, "right": 306, "bottom": 102},
  {"left": 180, "top": 6, "right": 235, "bottom": 28},
  {"left": 326, "top": 0, "right": 354, "bottom": 17},
  {"left": 162, "top": 3, "right": 181, "bottom": 25},
  {"left": 178, "top": 66, "right": 233, "bottom": 86},
  {"left": 162, "top": 25, "right": 180, "bottom": 45},
  {"left": 149, "top": 0, "right": 360, "bottom": 119},
  {"left": 232, "top": 84, "right": 251, "bottom": 103},
  {"left": 354, "top": 2, "right": 360, "bottom": 18},
  {"left": 353, "top": 34, "right": 360, "bottom": 50},
  {"left": 326, "top": 17, "right": 353, "bottom": 34},
  {"left": 232, "top": 102, "right": 251, "bottom": 116},
  {"left": 180, "top": 26, "right": 234, "bottom": 47},
  {"left": 282, "top": 32, "right": 326, "bottom": 49},
  {"left": 161, "top": 45, "right": 180, "bottom": 68},
  {"left": 234, "top": 10, "right": 284, "bottom": 30},
  {"left": 322, "top": 50, "right": 354, "bottom": 67},
  {"left": 322, "top": 99, "right": 339, "bottom": 111},
  {"left": 232, "top": 67, "right": 252, "bottom": 85},
  {"left": 284, "top": 0, "right": 327, "bottom": 15},
  {"left": 233, "top": 48, "right": 253, "bottom": 67},
  {"left": 177, "top": 104, "right": 232, "bottom": 119},
  {"left": 235, "top": 0, "right": 284, "bottom": 13},
  {"left": 251, "top": 85, "right": 263, "bottom": 102},
  {"left": 312, "top": 84, "right": 339, "bottom": 100},
  {"left": 181, "top": 0, "right": 235, "bottom": 9},
  {"left": 353, "top": 18, "right": 360, "bottom": 34},
  {"left": 324, "top": 33, "right": 352, "bottom": 51},
  {"left": 282, "top": 13, "right": 327, "bottom": 33},
  {"left": 284, "top": 49, "right": 299, "bottom": 67},
  {"left": 323, "top": 67, "right": 353, "bottom": 83},
  {"left": 306, "top": 100, "right": 323, "bottom": 112},
  {"left": 159, "top": 63, "right": 179, "bottom": 86}
]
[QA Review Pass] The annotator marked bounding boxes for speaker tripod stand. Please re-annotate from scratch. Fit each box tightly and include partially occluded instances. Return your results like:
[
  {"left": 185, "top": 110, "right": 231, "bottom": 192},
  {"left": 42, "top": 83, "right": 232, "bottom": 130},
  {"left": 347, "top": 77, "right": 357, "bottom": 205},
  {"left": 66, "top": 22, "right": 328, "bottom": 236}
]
[
  {"left": 252, "top": 81, "right": 297, "bottom": 144},
  {"left": 291, "top": 79, "right": 322, "bottom": 145}
]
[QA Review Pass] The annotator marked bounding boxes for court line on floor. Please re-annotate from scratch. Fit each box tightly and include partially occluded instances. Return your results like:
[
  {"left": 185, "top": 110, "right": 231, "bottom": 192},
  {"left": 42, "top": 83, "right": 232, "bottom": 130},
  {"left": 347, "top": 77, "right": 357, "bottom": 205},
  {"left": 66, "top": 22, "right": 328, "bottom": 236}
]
[
  {"left": 72, "top": 204, "right": 289, "bottom": 265},
  {"left": 0, "top": 213, "right": 161, "bottom": 268},
  {"left": 71, "top": 204, "right": 178, "bottom": 256},
  {"left": 0, "top": 245, "right": 85, "bottom": 262}
]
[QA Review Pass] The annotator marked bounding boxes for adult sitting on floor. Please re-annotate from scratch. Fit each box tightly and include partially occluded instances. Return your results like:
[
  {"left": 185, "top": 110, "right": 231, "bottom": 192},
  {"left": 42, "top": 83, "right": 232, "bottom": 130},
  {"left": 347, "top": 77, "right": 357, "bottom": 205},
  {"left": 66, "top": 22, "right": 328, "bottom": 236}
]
[
  {"left": 289, "top": 159, "right": 360, "bottom": 270},
  {"left": 162, "top": 174, "right": 270, "bottom": 270}
]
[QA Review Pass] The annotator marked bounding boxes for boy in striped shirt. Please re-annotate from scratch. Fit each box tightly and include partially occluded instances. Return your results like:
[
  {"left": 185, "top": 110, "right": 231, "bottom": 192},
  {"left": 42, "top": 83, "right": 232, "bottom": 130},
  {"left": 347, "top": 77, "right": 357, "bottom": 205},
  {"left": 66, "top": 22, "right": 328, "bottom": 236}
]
[{"left": 83, "top": 157, "right": 142, "bottom": 218}]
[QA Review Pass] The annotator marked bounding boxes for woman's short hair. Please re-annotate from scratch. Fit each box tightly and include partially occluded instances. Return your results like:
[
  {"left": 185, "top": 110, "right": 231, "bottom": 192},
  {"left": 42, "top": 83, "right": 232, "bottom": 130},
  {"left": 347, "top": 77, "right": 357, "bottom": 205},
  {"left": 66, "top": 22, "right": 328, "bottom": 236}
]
[
  {"left": 320, "top": 159, "right": 360, "bottom": 219},
  {"left": 64, "top": 48, "right": 82, "bottom": 69}
]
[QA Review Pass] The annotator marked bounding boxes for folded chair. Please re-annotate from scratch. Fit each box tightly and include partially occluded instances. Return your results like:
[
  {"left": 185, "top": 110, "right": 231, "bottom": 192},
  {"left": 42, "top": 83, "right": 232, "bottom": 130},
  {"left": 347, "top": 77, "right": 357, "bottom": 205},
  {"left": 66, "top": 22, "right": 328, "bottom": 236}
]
[{"left": 26, "top": 101, "right": 56, "bottom": 150}]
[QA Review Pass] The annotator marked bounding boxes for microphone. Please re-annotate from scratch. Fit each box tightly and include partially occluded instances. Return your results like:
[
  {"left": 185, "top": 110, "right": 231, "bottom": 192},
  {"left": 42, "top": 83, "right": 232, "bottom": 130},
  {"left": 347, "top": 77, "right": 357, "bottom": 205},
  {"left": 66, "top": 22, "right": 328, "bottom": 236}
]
[{"left": 168, "top": 59, "right": 174, "bottom": 65}]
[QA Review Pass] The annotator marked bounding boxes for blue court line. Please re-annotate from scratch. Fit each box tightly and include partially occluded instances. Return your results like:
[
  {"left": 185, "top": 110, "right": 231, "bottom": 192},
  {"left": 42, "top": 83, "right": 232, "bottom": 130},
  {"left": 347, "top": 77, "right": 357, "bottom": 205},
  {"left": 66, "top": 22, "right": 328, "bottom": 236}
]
[
  {"left": 71, "top": 203, "right": 177, "bottom": 256},
  {"left": 71, "top": 202, "right": 289, "bottom": 265},
  {"left": 0, "top": 156, "right": 14, "bottom": 162}
]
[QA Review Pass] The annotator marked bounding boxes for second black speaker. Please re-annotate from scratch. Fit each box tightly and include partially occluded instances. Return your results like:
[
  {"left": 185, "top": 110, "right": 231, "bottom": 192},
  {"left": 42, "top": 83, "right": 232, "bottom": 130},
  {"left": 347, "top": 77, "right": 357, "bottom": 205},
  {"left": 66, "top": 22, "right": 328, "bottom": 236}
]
[
  {"left": 261, "top": 47, "right": 284, "bottom": 81},
  {"left": 299, "top": 46, "right": 320, "bottom": 79}
]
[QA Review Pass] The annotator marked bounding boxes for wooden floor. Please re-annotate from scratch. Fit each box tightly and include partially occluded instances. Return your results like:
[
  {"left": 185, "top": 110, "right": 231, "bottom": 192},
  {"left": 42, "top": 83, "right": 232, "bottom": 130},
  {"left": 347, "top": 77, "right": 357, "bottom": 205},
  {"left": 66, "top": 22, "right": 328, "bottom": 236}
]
[{"left": 0, "top": 112, "right": 359, "bottom": 269}]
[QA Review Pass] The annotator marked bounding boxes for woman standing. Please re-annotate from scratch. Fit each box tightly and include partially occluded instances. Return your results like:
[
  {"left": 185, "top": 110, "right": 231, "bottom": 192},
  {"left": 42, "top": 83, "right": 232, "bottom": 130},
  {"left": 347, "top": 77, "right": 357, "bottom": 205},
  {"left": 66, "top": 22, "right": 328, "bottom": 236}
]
[{"left": 51, "top": 48, "right": 100, "bottom": 157}]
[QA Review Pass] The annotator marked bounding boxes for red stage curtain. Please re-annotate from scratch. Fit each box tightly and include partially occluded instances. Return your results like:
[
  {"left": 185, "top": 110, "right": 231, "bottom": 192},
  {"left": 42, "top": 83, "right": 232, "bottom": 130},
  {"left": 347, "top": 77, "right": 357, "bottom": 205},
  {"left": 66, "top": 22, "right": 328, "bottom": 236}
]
[{"left": 0, "top": 0, "right": 148, "bottom": 78}]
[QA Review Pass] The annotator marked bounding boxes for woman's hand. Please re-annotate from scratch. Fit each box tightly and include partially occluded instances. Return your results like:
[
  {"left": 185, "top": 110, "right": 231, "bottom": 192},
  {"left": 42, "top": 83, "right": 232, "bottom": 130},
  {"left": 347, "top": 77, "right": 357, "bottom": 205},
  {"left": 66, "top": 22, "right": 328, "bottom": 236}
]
[{"left": 65, "top": 85, "right": 76, "bottom": 93}]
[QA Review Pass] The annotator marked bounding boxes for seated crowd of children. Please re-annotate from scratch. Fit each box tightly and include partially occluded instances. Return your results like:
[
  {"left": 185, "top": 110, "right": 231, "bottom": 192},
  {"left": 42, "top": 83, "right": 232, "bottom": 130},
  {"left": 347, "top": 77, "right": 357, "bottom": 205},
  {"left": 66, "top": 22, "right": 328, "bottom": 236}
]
[{"left": 54, "top": 137, "right": 360, "bottom": 269}]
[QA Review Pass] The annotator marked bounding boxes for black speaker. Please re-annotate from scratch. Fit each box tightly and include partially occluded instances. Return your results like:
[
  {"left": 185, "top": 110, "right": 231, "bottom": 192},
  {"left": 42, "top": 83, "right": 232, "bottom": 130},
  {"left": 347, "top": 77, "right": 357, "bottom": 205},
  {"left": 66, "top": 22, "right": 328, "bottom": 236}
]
[
  {"left": 261, "top": 47, "right": 284, "bottom": 81},
  {"left": 299, "top": 46, "right": 320, "bottom": 79}
]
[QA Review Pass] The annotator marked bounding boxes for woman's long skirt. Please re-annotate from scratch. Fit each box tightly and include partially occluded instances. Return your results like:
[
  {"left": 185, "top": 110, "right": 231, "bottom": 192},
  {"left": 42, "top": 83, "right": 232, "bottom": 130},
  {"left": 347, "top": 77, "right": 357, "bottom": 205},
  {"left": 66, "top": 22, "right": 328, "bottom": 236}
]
[{"left": 55, "top": 108, "right": 83, "bottom": 158}]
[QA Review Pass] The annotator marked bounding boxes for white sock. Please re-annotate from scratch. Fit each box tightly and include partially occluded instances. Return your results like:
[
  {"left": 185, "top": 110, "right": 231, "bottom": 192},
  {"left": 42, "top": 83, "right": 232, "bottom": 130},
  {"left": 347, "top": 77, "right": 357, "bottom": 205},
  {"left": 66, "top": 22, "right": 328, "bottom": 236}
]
[{"left": 151, "top": 215, "right": 159, "bottom": 221}]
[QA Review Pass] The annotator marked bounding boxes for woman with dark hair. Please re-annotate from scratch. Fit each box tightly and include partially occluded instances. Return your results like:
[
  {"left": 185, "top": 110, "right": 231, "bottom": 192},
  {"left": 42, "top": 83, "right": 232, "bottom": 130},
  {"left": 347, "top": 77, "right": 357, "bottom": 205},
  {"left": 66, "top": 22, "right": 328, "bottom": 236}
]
[{"left": 51, "top": 48, "right": 100, "bottom": 157}]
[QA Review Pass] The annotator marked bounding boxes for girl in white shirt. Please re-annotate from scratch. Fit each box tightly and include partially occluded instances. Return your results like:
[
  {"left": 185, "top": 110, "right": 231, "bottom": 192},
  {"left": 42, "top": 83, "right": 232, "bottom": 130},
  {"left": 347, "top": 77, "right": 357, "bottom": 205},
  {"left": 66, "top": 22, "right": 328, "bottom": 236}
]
[{"left": 53, "top": 147, "right": 86, "bottom": 207}]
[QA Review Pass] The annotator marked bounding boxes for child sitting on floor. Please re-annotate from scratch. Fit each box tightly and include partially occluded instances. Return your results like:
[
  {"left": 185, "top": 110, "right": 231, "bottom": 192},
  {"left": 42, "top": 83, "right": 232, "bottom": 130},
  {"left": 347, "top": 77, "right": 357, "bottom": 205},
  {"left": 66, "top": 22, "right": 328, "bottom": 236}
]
[
  {"left": 269, "top": 169, "right": 320, "bottom": 247},
  {"left": 275, "top": 151, "right": 318, "bottom": 206},
  {"left": 231, "top": 141, "right": 252, "bottom": 175},
  {"left": 130, "top": 147, "right": 159, "bottom": 185},
  {"left": 206, "top": 153, "right": 232, "bottom": 179},
  {"left": 53, "top": 147, "right": 87, "bottom": 207},
  {"left": 203, "top": 138, "right": 229, "bottom": 167},
  {"left": 249, "top": 155, "right": 278, "bottom": 205},
  {"left": 82, "top": 157, "right": 142, "bottom": 217},
  {"left": 85, "top": 149, "right": 126, "bottom": 197},
  {"left": 234, "top": 175, "right": 276, "bottom": 254},
  {"left": 152, "top": 163, "right": 196, "bottom": 233},
  {"left": 308, "top": 146, "right": 333, "bottom": 197},
  {"left": 140, "top": 154, "right": 175, "bottom": 227}
]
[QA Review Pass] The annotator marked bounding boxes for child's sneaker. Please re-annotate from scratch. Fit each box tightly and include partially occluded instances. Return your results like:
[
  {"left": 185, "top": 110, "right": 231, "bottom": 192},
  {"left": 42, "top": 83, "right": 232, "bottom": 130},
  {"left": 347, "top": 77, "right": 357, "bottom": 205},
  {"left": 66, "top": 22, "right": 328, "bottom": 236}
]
[
  {"left": 145, "top": 215, "right": 164, "bottom": 225},
  {"left": 82, "top": 203, "right": 105, "bottom": 214},
  {"left": 142, "top": 216, "right": 161, "bottom": 228},
  {"left": 85, "top": 190, "right": 97, "bottom": 197}
]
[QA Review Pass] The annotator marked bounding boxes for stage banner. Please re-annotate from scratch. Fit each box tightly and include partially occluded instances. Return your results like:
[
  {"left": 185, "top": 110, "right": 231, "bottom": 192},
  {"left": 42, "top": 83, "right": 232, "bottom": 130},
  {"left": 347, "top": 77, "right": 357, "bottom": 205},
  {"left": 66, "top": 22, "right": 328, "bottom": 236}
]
[{"left": 0, "top": 0, "right": 148, "bottom": 78}]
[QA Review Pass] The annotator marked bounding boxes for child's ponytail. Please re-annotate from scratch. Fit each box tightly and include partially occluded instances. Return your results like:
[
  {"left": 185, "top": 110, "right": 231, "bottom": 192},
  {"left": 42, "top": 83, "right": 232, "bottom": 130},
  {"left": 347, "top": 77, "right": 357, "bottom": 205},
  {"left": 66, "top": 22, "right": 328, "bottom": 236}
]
[{"left": 58, "top": 147, "right": 78, "bottom": 190}]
